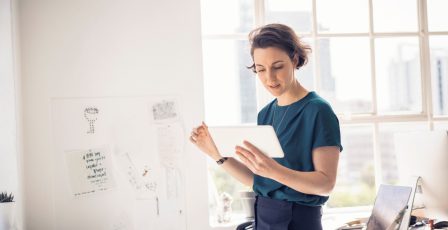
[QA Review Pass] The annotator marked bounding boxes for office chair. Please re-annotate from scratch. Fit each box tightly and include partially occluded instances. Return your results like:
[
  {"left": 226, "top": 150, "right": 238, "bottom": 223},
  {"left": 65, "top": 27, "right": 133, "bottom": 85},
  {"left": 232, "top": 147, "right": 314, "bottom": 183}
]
[{"left": 236, "top": 220, "right": 254, "bottom": 230}]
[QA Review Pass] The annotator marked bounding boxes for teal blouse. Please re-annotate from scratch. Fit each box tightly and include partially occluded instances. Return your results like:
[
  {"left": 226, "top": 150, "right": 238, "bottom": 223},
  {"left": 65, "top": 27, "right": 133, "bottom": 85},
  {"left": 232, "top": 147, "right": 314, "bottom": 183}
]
[{"left": 253, "top": 91, "right": 343, "bottom": 206}]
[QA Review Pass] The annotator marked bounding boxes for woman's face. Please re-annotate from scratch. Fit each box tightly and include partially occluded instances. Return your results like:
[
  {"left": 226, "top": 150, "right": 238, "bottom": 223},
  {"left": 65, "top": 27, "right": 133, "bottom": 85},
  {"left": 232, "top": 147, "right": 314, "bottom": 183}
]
[{"left": 253, "top": 47, "right": 297, "bottom": 97}]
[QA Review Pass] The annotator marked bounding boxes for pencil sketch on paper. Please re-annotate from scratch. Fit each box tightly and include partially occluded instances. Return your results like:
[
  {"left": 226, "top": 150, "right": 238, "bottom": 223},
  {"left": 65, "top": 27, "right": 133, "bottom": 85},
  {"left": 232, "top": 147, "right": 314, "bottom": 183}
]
[
  {"left": 84, "top": 107, "right": 99, "bottom": 134},
  {"left": 142, "top": 165, "right": 157, "bottom": 193},
  {"left": 154, "top": 121, "right": 185, "bottom": 200},
  {"left": 52, "top": 97, "right": 187, "bottom": 229},
  {"left": 117, "top": 152, "right": 158, "bottom": 200},
  {"left": 156, "top": 123, "right": 184, "bottom": 166},
  {"left": 151, "top": 100, "right": 178, "bottom": 122},
  {"left": 165, "top": 167, "right": 180, "bottom": 200},
  {"left": 111, "top": 211, "right": 133, "bottom": 230}
]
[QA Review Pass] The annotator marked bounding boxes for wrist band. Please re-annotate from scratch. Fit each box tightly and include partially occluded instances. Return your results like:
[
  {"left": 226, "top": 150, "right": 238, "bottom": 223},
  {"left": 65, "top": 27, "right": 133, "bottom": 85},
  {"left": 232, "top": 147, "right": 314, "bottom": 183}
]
[{"left": 216, "top": 157, "right": 228, "bottom": 165}]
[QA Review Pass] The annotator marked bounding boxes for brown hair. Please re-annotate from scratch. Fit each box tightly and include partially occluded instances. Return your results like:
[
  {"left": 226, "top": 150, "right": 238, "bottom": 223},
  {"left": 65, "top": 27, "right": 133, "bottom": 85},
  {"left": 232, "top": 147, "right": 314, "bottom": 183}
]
[{"left": 247, "top": 23, "right": 311, "bottom": 73}]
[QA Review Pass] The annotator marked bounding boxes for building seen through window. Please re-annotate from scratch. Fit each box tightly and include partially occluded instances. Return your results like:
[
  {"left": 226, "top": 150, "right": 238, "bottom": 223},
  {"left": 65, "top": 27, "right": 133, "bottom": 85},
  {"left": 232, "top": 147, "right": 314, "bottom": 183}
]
[{"left": 200, "top": 0, "right": 448, "bottom": 225}]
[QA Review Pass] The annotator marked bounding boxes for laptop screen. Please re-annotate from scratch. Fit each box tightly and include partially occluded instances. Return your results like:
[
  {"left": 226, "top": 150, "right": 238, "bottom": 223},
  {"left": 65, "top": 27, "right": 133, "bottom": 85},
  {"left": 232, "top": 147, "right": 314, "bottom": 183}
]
[{"left": 367, "top": 185, "right": 412, "bottom": 230}]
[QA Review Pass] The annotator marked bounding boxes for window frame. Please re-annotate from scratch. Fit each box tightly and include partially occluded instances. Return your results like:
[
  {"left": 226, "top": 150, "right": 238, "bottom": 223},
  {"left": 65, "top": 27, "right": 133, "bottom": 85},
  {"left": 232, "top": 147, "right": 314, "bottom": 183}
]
[
  {"left": 254, "top": 0, "right": 448, "bottom": 198},
  {"left": 201, "top": 0, "right": 448, "bottom": 217}
]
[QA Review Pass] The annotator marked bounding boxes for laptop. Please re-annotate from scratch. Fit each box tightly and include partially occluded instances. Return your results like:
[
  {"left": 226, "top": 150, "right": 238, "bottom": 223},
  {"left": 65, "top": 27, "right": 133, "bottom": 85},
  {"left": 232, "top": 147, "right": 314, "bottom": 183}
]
[
  {"left": 338, "top": 184, "right": 413, "bottom": 230},
  {"left": 367, "top": 184, "right": 413, "bottom": 230}
]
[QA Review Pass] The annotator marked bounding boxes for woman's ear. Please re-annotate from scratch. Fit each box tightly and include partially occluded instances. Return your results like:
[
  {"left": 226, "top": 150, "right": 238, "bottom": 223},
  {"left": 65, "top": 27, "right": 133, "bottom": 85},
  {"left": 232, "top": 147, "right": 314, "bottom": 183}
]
[{"left": 292, "top": 54, "right": 299, "bottom": 67}]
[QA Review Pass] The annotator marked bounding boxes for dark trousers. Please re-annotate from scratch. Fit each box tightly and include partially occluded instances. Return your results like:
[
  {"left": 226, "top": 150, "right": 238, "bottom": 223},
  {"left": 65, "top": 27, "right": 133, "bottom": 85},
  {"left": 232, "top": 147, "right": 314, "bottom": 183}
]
[{"left": 254, "top": 196, "right": 323, "bottom": 230}]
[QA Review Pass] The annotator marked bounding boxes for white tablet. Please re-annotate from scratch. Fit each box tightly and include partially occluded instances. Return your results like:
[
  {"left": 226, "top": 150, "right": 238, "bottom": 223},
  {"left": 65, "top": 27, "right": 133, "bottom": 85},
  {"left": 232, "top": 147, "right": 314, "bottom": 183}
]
[{"left": 208, "top": 125, "right": 284, "bottom": 158}]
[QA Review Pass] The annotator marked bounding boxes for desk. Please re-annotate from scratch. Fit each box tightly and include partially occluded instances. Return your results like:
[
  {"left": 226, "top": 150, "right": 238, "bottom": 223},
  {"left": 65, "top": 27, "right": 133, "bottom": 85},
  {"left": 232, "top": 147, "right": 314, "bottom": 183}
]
[{"left": 408, "top": 209, "right": 448, "bottom": 230}]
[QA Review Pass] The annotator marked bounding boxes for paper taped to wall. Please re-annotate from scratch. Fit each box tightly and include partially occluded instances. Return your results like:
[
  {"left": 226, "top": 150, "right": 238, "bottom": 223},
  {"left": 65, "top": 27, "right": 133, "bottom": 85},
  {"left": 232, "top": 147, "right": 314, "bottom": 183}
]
[{"left": 65, "top": 147, "right": 116, "bottom": 197}]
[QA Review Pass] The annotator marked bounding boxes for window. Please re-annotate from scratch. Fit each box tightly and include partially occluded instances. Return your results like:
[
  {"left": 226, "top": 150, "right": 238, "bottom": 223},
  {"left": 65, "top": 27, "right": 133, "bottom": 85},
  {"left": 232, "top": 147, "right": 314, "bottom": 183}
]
[
  {"left": 200, "top": 0, "right": 448, "bottom": 225},
  {"left": 200, "top": 0, "right": 257, "bottom": 226},
  {"left": 327, "top": 125, "right": 375, "bottom": 208},
  {"left": 318, "top": 37, "right": 372, "bottom": 114},
  {"left": 429, "top": 36, "right": 448, "bottom": 116}
]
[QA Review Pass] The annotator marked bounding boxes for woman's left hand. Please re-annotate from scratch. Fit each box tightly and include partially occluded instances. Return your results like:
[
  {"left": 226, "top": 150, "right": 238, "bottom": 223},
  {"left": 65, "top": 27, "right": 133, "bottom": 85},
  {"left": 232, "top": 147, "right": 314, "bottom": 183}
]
[{"left": 235, "top": 140, "right": 282, "bottom": 179}]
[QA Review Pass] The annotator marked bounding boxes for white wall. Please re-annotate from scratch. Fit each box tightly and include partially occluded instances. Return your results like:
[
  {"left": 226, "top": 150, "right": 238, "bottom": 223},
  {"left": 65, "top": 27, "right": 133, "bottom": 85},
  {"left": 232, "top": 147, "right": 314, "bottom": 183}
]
[
  {"left": 0, "top": 0, "right": 17, "bottom": 189},
  {"left": 15, "top": 0, "right": 210, "bottom": 229},
  {"left": 0, "top": 0, "right": 22, "bottom": 229}
]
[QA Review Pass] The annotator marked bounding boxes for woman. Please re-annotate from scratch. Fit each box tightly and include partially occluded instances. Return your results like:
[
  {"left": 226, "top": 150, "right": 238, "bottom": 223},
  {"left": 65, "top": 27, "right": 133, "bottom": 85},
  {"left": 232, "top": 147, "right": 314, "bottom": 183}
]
[{"left": 190, "top": 23, "right": 343, "bottom": 230}]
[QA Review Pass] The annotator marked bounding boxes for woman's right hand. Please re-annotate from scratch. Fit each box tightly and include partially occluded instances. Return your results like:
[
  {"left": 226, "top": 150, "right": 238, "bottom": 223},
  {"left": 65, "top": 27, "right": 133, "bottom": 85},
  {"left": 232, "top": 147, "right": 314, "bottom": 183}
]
[{"left": 189, "top": 122, "right": 222, "bottom": 160}]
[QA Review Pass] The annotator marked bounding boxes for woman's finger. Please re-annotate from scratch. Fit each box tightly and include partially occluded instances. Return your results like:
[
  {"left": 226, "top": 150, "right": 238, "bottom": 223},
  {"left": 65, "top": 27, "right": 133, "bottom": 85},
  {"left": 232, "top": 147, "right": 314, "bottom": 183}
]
[
  {"left": 202, "top": 122, "right": 212, "bottom": 136},
  {"left": 192, "top": 128, "right": 199, "bottom": 135},
  {"left": 243, "top": 140, "right": 266, "bottom": 159},
  {"left": 243, "top": 140, "right": 257, "bottom": 151},
  {"left": 189, "top": 136, "right": 197, "bottom": 143},
  {"left": 236, "top": 145, "right": 257, "bottom": 163},
  {"left": 197, "top": 129, "right": 205, "bottom": 136},
  {"left": 236, "top": 151, "right": 256, "bottom": 173}
]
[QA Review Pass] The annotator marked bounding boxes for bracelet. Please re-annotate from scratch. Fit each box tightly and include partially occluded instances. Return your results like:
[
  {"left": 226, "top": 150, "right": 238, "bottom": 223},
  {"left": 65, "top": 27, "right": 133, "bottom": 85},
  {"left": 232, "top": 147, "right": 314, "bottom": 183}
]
[{"left": 216, "top": 157, "right": 228, "bottom": 165}]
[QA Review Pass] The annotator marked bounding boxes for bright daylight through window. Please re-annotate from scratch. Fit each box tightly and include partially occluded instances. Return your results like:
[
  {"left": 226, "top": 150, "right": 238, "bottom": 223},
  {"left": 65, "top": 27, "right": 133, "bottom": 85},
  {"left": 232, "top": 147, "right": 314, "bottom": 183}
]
[{"left": 200, "top": 0, "right": 448, "bottom": 226}]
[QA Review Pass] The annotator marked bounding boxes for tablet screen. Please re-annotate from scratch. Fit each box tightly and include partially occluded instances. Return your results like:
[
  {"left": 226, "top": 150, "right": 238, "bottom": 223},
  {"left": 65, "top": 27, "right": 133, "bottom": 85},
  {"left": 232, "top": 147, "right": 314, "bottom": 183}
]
[{"left": 208, "top": 125, "right": 284, "bottom": 158}]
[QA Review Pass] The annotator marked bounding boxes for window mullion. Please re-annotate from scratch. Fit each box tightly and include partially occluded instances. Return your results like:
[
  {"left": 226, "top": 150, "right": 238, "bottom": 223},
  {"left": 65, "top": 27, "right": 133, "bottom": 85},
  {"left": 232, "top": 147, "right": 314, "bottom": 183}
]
[
  {"left": 368, "top": 0, "right": 383, "bottom": 190},
  {"left": 428, "top": 31, "right": 448, "bottom": 35},
  {"left": 373, "top": 122, "right": 382, "bottom": 191},
  {"left": 432, "top": 116, "right": 448, "bottom": 121},
  {"left": 418, "top": 0, "right": 434, "bottom": 130},
  {"left": 254, "top": 0, "right": 265, "bottom": 27},
  {"left": 312, "top": 0, "right": 321, "bottom": 93},
  {"left": 368, "top": 0, "right": 378, "bottom": 116},
  {"left": 339, "top": 114, "right": 428, "bottom": 124},
  {"left": 254, "top": 0, "right": 272, "bottom": 111}
]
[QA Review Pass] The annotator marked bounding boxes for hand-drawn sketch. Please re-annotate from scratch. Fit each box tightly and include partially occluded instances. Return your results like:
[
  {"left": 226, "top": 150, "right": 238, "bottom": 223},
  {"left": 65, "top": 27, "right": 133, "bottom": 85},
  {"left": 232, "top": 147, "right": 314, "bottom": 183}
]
[
  {"left": 151, "top": 100, "right": 178, "bottom": 123},
  {"left": 165, "top": 167, "right": 180, "bottom": 200},
  {"left": 84, "top": 107, "right": 99, "bottom": 134},
  {"left": 156, "top": 123, "right": 184, "bottom": 167},
  {"left": 52, "top": 96, "right": 187, "bottom": 230},
  {"left": 155, "top": 122, "right": 185, "bottom": 200},
  {"left": 119, "top": 152, "right": 142, "bottom": 191},
  {"left": 111, "top": 212, "right": 133, "bottom": 230},
  {"left": 142, "top": 165, "right": 157, "bottom": 193},
  {"left": 117, "top": 152, "right": 157, "bottom": 200},
  {"left": 65, "top": 147, "right": 115, "bottom": 197}
]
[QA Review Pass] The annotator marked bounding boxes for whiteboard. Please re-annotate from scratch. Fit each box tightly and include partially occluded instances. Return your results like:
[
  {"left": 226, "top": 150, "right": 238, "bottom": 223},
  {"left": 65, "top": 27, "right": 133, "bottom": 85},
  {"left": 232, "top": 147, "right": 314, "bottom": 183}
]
[{"left": 51, "top": 96, "right": 187, "bottom": 230}]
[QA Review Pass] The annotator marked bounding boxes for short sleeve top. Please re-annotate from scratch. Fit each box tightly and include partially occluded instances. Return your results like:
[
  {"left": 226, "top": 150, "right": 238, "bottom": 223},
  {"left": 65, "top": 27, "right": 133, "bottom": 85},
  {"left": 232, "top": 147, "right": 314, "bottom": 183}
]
[{"left": 253, "top": 91, "right": 343, "bottom": 206}]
